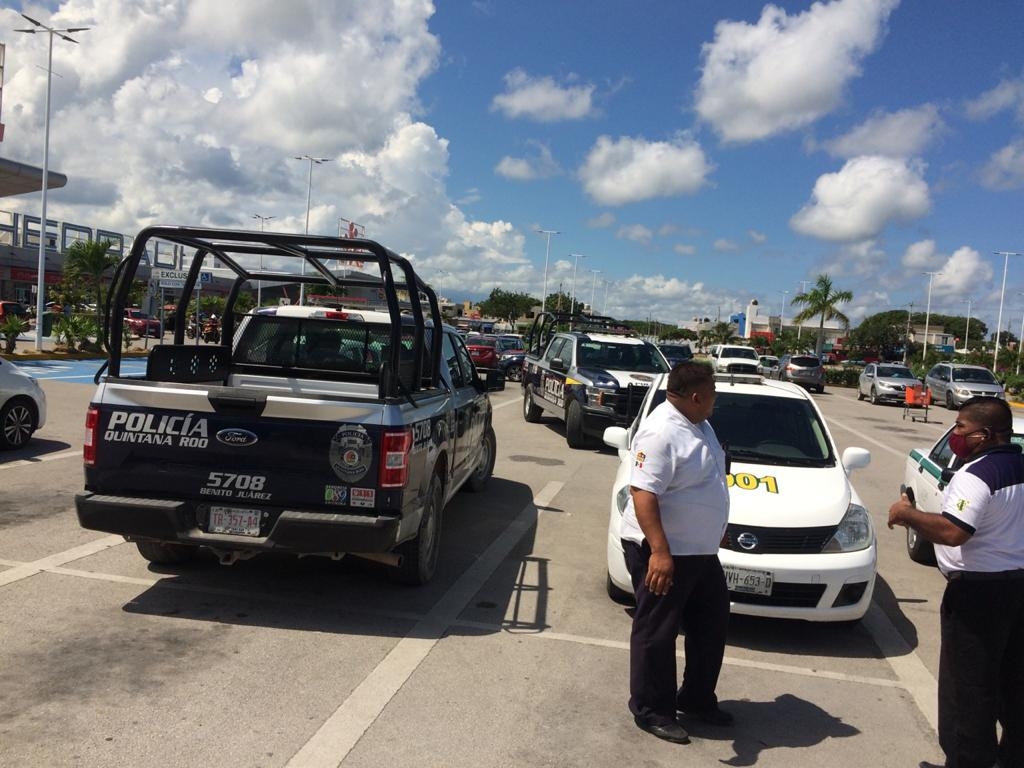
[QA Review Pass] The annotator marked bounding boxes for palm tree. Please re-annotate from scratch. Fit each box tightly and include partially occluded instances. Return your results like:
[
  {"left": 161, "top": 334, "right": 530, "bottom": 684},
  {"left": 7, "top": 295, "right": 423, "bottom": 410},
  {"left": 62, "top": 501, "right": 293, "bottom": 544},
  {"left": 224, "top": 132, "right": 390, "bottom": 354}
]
[
  {"left": 63, "top": 239, "right": 118, "bottom": 345},
  {"left": 790, "top": 274, "right": 853, "bottom": 357},
  {"left": 710, "top": 321, "right": 737, "bottom": 344}
]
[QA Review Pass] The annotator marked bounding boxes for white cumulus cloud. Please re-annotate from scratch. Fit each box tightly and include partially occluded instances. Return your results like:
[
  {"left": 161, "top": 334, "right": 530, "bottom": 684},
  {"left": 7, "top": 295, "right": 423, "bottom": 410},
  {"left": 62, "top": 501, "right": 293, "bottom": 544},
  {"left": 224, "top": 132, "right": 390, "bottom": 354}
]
[
  {"left": 932, "top": 247, "right": 992, "bottom": 297},
  {"left": 695, "top": 0, "right": 899, "bottom": 143},
  {"left": 790, "top": 156, "right": 930, "bottom": 242},
  {"left": 823, "top": 105, "right": 943, "bottom": 158},
  {"left": 579, "top": 134, "right": 714, "bottom": 206},
  {"left": 979, "top": 139, "right": 1024, "bottom": 190},
  {"left": 490, "top": 69, "right": 596, "bottom": 122}
]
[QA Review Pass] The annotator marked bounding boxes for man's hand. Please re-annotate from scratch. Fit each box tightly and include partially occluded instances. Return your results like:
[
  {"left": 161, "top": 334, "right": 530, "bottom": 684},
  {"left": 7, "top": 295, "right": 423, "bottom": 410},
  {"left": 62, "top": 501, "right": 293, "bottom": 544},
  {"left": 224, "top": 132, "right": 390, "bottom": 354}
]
[
  {"left": 887, "top": 493, "right": 914, "bottom": 529},
  {"left": 645, "top": 551, "right": 674, "bottom": 596}
]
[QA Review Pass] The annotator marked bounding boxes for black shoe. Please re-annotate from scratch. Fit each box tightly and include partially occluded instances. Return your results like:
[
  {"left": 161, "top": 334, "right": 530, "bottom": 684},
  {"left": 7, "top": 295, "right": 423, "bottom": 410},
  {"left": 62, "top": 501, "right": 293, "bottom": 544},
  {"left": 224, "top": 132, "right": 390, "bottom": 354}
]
[
  {"left": 634, "top": 716, "right": 691, "bottom": 744},
  {"left": 678, "top": 704, "right": 734, "bottom": 726}
]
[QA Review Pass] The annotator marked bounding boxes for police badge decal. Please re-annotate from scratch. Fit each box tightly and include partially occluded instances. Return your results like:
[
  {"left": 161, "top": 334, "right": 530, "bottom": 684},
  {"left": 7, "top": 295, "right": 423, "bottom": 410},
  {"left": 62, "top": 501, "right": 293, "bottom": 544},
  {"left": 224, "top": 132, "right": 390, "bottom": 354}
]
[{"left": 329, "top": 425, "right": 373, "bottom": 483}]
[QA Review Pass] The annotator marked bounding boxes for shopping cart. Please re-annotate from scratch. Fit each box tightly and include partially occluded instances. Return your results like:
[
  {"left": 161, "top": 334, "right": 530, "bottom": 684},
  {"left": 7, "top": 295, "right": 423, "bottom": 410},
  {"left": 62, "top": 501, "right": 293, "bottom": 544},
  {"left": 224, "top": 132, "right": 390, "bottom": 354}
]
[{"left": 903, "top": 383, "right": 932, "bottom": 423}]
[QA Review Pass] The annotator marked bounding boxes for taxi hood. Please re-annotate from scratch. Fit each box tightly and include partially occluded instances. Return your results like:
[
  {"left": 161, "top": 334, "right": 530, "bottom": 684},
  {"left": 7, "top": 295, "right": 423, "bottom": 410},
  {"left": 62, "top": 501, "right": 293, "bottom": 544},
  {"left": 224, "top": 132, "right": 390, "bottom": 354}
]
[{"left": 726, "top": 460, "right": 853, "bottom": 529}]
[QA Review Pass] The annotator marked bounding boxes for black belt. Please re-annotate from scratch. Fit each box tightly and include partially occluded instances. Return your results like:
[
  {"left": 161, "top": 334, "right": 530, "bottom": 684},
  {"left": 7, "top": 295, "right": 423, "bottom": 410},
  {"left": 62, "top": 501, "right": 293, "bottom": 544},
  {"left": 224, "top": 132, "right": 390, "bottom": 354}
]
[{"left": 945, "top": 569, "right": 1024, "bottom": 582}]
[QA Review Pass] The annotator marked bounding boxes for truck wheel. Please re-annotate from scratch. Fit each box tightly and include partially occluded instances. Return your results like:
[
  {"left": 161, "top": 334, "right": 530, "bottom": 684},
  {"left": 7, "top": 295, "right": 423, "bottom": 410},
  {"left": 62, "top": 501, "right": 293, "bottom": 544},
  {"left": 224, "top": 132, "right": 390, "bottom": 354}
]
[
  {"left": 465, "top": 427, "right": 496, "bottom": 492},
  {"left": 0, "top": 397, "right": 37, "bottom": 450},
  {"left": 565, "top": 400, "right": 590, "bottom": 449},
  {"left": 906, "top": 527, "right": 937, "bottom": 565},
  {"left": 523, "top": 388, "right": 542, "bottom": 423},
  {"left": 856, "top": 388, "right": 864, "bottom": 401},
  {"left": 394, "top": 478, "right": 443, "bottom": 585},
  {"left": 135, "top": 540, "right": 196, "bottom": 564}
]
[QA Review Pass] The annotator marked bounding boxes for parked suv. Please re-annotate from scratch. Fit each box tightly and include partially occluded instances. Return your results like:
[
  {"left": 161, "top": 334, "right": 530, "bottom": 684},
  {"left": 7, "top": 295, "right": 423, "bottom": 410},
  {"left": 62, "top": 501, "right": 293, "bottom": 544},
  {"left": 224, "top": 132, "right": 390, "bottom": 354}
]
[
  {"left": 775, "top": 354, "right": 825, "bottom": 393},
  {"left": 924, "top": 363, "right": 1004, "bottom": 410},
  {"left": 857, "top": 362, "right": 917, "bottom": 405}
]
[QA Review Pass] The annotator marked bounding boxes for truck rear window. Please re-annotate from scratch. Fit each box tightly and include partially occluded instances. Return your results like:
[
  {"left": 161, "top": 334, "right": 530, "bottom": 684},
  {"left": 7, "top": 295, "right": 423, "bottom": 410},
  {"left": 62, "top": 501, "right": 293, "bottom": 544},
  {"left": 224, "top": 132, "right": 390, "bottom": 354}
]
[{"left": 234, "top": 317, "right": 413, "bottom": 375}]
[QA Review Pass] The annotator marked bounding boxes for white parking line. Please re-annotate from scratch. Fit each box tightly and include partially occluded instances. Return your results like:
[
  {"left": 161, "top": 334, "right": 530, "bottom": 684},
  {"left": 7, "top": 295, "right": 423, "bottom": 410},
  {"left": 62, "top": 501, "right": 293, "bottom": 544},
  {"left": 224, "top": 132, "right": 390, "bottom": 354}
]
[
  {"left": 0, "top": 535, "right": 124, "bottom": 588},
  {"left": 0, "top": 448, "right": 81, "bottom": 470},
  {"left": 285, "top": 480, "right": 564, "bottom": 768}
]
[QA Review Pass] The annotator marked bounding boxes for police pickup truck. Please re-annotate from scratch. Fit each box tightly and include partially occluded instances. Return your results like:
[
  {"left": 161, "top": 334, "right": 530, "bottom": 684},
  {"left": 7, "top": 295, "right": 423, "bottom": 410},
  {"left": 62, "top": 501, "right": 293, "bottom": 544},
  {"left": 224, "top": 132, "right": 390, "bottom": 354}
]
[
  {"left": 521, "top": 312, "right": 669, "bottom": 448},
  {"left": 75, "top": 226, "right": 503, "bottom": 585}
]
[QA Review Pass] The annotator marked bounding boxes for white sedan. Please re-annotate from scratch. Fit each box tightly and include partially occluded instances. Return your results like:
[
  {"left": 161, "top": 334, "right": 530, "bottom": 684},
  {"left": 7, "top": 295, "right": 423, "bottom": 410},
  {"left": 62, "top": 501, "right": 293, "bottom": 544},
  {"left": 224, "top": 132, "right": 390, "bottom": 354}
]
[
  {"left": 604, "top": 373, "right": 876, "bottom": 622},
  {"left": 0, "top": 357, "right": 47, "bottom": 449}
]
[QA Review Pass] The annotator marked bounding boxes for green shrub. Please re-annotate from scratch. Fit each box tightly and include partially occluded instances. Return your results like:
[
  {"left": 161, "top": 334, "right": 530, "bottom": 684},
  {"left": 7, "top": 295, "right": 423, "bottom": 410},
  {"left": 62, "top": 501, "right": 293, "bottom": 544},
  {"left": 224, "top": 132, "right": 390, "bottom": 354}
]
[{"left": 824, "top": 366, "right": 863, "bottom": 387}]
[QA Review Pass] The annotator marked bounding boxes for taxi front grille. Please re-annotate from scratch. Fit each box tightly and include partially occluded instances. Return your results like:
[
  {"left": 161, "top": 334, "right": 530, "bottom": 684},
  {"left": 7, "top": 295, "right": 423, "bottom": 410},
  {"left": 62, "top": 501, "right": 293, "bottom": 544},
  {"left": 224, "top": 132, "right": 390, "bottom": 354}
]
[
  {"left": 730, "top": 583, "right": 826, "bottom": 607},
  {"left": 722, "top": 524, "right": 837, "bottom": 554}
]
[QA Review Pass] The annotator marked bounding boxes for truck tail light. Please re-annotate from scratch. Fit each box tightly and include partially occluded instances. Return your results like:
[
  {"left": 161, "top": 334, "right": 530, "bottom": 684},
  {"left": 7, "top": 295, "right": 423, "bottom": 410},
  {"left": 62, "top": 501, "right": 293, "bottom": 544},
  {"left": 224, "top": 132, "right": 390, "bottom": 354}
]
[
  {"left": 379, "top": 428, "right": 413, "bottom": 488},
  {"left": 84, "top": 406, "right": 99, "bottom": 466}
]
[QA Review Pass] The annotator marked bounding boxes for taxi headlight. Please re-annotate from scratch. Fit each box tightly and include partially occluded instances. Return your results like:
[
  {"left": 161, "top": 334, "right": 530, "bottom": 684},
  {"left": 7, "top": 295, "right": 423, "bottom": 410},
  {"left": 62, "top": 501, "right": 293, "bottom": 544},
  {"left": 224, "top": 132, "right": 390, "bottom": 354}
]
[{"left": 822, "top": 503, "right": 873, "bottom": 552}]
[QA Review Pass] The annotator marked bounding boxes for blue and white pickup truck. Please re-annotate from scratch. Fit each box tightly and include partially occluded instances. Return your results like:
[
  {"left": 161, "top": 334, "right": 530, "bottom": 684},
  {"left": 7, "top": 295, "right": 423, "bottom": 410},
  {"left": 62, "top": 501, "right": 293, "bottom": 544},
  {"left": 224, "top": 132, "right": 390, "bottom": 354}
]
[{"left": 75, "top": 226, "right": 503, "bottom": 585}]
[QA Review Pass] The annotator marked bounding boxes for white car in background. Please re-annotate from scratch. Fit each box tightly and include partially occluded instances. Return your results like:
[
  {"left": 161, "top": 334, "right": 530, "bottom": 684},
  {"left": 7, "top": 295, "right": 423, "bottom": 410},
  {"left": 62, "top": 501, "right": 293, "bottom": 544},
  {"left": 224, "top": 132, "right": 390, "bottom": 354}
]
[
  {"left": 0, "top": 357, "right": 47, "bottom": 449},
  {"left": 604, "top": 373, "right": 876, "bottom": 622}
]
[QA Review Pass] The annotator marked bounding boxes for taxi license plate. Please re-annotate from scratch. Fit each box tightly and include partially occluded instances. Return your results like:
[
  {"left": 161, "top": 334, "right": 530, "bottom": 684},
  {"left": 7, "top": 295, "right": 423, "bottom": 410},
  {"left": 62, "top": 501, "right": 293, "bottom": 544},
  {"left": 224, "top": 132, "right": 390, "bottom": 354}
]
[
  {"left": 724, "top": 566, "right": 773, "bottom": 596},
  {"left": 208, "top": 506, "right": 262, "bottom": 537}
]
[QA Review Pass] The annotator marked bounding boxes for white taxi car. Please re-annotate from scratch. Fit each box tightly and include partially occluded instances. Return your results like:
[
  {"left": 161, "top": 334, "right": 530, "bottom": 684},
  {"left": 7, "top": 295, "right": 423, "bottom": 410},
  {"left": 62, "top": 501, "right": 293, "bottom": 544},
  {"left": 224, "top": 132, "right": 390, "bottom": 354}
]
[{"left": 604, "top": 373, "right": 876, "bottom": 622}]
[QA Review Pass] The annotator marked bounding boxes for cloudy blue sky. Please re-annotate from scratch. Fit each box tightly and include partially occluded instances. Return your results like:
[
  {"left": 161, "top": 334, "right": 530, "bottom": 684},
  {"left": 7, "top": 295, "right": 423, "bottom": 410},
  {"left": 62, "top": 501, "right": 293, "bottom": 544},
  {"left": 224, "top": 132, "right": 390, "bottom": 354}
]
[{"left": 2, "top": 0, "right": 1023, "bottom": 330}]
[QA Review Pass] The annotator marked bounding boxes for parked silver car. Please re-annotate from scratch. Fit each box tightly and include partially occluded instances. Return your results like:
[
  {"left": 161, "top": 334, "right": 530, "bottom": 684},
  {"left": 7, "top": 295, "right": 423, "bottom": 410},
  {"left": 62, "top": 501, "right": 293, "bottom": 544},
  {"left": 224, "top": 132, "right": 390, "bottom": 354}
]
[
  {"left": 0, "top": 357, "right": 47, "bottom": 449},
  {"left": 924, "top": 363, "right": 1004, "bottom": 410},
  {"left": 857, "top": 363, "right": 917, "bottom": 405},
  {"left": 774, "top": 353, "right": 825, "bottom": 393}
]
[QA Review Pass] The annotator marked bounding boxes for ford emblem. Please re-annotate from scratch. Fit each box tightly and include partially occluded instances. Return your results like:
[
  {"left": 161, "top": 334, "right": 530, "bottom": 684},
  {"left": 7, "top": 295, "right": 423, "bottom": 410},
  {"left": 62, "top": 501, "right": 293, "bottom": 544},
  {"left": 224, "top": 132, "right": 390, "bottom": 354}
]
[
  {"left": 216, "top": 428, "right": 259, "bottom": 447},
  {"left": 736, "top": 532, "right": 759, "bottom": 550}
]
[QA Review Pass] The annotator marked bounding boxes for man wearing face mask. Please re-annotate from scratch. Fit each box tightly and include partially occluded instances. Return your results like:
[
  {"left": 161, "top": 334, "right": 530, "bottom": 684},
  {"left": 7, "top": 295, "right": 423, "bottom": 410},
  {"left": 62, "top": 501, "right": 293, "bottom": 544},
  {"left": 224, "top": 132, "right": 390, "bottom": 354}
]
[{"left": 888, "top": 396, "right": 1024, "bottom": 768}]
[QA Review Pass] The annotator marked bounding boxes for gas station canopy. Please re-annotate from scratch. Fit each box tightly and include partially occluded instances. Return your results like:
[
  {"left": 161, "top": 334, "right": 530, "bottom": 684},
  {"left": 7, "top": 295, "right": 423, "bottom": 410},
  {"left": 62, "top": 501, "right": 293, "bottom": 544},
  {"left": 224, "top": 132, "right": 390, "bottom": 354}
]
[{"left": 0, "top": 157, "right": 67, "bottom": 198}]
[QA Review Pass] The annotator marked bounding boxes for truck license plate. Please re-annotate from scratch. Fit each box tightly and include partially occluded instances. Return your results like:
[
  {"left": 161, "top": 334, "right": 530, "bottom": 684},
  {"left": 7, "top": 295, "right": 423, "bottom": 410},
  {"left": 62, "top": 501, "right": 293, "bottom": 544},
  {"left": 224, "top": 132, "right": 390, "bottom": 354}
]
[
  {"left": 724, "top": 566, "right": 773, "bottom": 596},
  {"left": 208, "top": 506, "right": 262, "bottom": 537}
]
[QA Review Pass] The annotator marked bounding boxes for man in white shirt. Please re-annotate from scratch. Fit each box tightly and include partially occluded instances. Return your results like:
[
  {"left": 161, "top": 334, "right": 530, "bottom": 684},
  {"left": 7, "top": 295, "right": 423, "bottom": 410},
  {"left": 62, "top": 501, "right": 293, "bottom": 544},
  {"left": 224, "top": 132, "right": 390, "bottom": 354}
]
[
  {"left": 621, "top": 362, "right": 732, "bottom": 744},
  {"left": 888, "top": 396, "right": 1024, "bottom": 768}
]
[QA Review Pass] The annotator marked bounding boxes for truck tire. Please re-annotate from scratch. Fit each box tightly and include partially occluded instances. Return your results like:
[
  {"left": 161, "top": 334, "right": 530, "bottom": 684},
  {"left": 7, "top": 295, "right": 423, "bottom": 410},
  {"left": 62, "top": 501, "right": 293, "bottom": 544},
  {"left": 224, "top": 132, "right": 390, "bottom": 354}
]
[
  {"left": 0, "top": 397, "right": 37, "bottom": 449},
  {"left": 523, "top": 388, "right": 542, "bottom": 423},
  {"left": 394, "top": 478, "right": 443, "bottom": 585},
  {"left": 464, "top": 426, "right": 496, "bottom": 492},
  {"left": 565, "top": 400, "right": 590, "bottom": 449},
  {"left": 135, "top": 540, "right": 196, "bottom": 564},
  {"left": 906, "top": 527, "right": 937, "bottom": 565}
]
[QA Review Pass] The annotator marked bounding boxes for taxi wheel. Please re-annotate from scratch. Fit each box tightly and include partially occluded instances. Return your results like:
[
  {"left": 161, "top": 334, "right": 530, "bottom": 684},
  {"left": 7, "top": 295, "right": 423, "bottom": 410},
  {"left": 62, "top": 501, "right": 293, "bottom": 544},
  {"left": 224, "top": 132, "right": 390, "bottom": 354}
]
[
  {"left": 465, "top": 427, "right": 496, "bottom": 492},
  {"left": 565, "top": 400, "right": 591, "bottom": 449},
  {"left": 523, "top": 388, "right": 542, "bottom": 423},
  {"left": 906, "top": 527, "right": 937, "bottom": 565},
  {"left": 136, "top": 540, "right": 196, "bottom": 564},
  {"left": 394, "top": 477, "right": 443, "bottom": 585}
]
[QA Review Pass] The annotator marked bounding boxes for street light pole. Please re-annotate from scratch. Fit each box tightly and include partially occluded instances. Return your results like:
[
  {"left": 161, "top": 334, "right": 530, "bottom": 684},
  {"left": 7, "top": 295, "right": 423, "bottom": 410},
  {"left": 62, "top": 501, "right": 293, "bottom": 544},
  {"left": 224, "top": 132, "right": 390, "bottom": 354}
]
[
  {"left": 15, "top": 14, "right": 89, "bottom": 350},
  {"left": 993, "top": 251, "right": 1020, "bottom": 370},
  {"left": 569, "top": 253, "right": 585, "bottom": 315},
  {"left": 589, "top": 269, "right": 601, "bottom": 314},
  {"left": 922, "top": 271, "right": 942, "bottom": 361},
  {"left": 293, "top": 155, "right": 332, "bottom": 304},
  {"left": 778, "top": 290, "right": 789, "bottom": 338},
  {"left": 536, "top": 228, "right": 559, "bottom": 312},
  {"left": 961, "top": 297, "right": 973, "bottom": 354},
  {"left": 603, "top": 280, "right": 611, "bottom": 316},
  {"left": 903, "top": 302, "right": 914, "bottom": 365},
  {"left": 1016, "top": 293, "right": 1024, "bottom": 376},
  {"left": 252, "top": 214, "right": 275, "bottom": 307}
]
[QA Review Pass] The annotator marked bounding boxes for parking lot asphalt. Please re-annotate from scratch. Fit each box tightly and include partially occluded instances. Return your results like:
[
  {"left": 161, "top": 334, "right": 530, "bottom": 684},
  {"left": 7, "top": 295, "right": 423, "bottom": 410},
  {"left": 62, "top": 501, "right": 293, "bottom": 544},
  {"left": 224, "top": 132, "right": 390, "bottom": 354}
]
[{"left": 0, "top": 370, "right": 964, "bottom": 767}]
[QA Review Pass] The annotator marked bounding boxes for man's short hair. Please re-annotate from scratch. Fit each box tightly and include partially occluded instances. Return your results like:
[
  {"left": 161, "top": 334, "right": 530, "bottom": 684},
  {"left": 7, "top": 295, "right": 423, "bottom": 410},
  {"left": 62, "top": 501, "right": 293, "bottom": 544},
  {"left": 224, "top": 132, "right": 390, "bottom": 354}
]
[
  {"left": 667, "top": 361, "right": 714, "bottom": 395},
  {"left": 960, "top": 396, "right": 1013, "bottom": 435}
]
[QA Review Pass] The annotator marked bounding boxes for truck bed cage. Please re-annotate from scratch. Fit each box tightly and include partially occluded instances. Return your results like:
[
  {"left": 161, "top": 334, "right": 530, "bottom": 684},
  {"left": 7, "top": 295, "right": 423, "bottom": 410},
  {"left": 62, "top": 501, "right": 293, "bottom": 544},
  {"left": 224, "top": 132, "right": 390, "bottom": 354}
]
[
  {"left": 524, "top": 311, "right": 637, "bottom": 357},
  {"left": 99, "top": 226, "right": 443, "bottom": 399}
]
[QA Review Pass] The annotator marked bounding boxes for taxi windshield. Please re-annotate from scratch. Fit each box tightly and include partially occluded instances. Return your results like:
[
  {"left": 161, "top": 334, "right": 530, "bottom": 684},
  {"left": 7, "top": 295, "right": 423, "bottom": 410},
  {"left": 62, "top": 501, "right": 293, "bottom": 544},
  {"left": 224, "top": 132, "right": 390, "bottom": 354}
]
[{"left": 710, "top": 392, "right": 833, "bottom": 467}]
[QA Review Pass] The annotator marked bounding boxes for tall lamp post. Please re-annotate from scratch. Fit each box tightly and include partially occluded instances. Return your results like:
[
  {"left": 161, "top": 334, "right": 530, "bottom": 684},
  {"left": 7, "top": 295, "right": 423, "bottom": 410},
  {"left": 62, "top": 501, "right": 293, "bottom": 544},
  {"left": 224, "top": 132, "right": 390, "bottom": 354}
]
[
  {"left": 961, "top": 297, "right": 973, "bottom": 354},
  {"left": 536, "top": 228, "right": 559, "bottom": 312},
  {"left": 603, "top": 279, "right": 612, "bottom": 316},
  {"left": 1016, "top": 293, "right": 1024, "bottom": 376},
  {"left": 15, "top": 14, "right": 89, "bottom": 351},
  {"left": 589, "top": 269, "right": 602, "bottom": 314},
  {"left": 569, "top": 253, "right": 585, "bottom": 315},
  {"left": 778, "top": 290, "right": 789, "bottom": 338},
  {"left": 252, "top": 214, "right": 275, "bottom": 307},
  {"left": 922, "top": 271, "right": 942, "bottom": 361},
  {"left": 293, "top": 155, "right": 332, "bottom": 304},
  {"left": 993, "top": 251, "right": 1021, "bottom": 370}
]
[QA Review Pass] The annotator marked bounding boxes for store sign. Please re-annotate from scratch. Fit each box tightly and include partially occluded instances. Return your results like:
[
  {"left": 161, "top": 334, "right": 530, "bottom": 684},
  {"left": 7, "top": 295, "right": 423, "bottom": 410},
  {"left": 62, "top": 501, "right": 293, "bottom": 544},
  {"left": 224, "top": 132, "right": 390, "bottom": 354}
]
[{"left": 154, "top": 269, "right": 212, "bottom": 289}]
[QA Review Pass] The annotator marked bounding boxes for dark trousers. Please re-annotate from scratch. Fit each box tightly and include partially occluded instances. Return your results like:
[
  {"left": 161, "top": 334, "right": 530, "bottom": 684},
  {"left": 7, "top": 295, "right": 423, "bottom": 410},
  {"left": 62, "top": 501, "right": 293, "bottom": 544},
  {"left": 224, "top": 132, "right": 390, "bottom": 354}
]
[
  {"left": 938, "top": 578, "right": 1024, "bottom": 768},
  {"left": 623, "top": 539, "right": 729, "bottom": 724}
]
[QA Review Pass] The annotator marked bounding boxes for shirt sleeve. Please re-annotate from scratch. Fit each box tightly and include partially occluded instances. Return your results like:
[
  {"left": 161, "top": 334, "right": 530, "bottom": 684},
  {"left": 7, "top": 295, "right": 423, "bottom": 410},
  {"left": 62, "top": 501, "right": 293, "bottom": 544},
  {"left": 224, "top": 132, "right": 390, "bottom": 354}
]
[
  {"left": 941, "top": 469, "right": 986, "bottom": 535},
  {"left": 628, "top": 420, "right": 673, "bottom": 496}
]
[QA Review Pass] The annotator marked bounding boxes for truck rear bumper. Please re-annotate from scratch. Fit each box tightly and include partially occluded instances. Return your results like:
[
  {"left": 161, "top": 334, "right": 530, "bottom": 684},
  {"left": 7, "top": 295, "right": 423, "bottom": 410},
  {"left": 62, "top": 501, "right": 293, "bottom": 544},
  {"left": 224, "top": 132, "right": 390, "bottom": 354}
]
[{"left": 75, "top": 492, "right": 403, "bottom": 554}]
